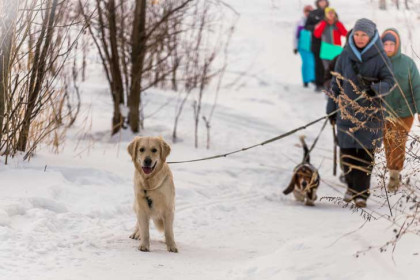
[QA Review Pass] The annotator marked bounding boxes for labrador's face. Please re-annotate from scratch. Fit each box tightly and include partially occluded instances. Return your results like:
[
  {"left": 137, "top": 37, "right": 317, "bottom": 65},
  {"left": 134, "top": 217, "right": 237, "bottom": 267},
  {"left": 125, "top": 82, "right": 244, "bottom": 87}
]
[{"left": 128, "top": 136, "right": 171, "bottom": 176}]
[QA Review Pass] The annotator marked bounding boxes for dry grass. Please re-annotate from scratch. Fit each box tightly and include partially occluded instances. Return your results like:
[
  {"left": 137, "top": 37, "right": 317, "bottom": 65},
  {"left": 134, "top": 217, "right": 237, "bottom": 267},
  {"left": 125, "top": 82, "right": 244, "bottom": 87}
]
[{"left": 323, "top": 71, "right": 420, "bottom": 257}]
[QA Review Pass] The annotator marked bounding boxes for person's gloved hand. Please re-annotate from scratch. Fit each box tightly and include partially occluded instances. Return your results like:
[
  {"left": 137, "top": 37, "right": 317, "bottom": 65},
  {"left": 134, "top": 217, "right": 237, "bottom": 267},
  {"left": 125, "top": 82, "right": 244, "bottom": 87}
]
[
  {"left": 366, "top": 84, "right": 378, "bottom": 96},
  {"left": 366, "top": 87, "right": 376, "bottom": 97},
  {"left": 359, "top": 82, "right": 375, "bottom": 96},
  {"left": 293, "top": 49, "right": 298, "bottom": 54},
  {"left": 368, "top": 82, "right": 383, "bottom": 97},
  {"left": 328, "top": 112, "right": 336, "bottom": 125},
  {"left": 358, "top": 76, "right": 378, "bottom": 97}
]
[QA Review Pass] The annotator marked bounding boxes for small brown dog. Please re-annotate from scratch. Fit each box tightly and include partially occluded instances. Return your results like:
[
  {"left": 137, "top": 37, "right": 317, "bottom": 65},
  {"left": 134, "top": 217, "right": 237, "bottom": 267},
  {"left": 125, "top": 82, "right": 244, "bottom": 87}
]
[
  {"left": 283, "top": 136, "right": 320, "bottom": 206},
  {"left": 127, "top": 136, "right": 178, "bottom": 253}
]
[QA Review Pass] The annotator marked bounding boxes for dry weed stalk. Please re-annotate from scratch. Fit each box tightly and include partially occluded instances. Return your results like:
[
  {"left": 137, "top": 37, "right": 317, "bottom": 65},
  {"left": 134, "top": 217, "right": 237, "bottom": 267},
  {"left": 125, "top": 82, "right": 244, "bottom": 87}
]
[
  {"left": 325, "top": 71, "right": 420, "bottom": 257},
  {"left": 0, "top": 0, "right": 89, "bottom": 163}
]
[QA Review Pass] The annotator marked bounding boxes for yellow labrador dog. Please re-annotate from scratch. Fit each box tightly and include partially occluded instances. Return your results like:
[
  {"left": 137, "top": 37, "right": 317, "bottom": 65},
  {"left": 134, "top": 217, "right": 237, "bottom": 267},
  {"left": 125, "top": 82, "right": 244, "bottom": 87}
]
[{"left": 127, "top": 136, "right": 178, "bottom": 253}]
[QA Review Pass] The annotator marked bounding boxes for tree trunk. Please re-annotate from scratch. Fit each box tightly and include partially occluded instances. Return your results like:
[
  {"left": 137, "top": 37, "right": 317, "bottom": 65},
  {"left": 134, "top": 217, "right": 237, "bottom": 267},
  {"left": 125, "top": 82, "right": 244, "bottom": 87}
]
[
  {"left": 17, "top": 0, "right": 58, "bottom": 152},
  {"left": 107, "top": 0, "right": 125, "bottom": 134},
  {"left": 0, "top": 0, "right": 19, "bottom": 141},
  {"left": 119, "top": 1, "right": 129, "bottom": 100},
  {"left": 128, "top": 0, "right": 147, "bottom": 133},
  {"left": 379, "top": 0, "right": 387, "bottom": 10},
  {"left": 172, "top": 91, "right": 190, "bottom": 142}
]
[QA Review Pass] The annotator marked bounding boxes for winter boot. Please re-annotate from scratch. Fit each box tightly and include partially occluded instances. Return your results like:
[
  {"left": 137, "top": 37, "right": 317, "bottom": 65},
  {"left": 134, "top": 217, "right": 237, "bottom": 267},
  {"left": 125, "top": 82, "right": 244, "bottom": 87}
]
[
  {"left": 315, "top": 85, "right": 323, "bottom": 92},
  {"left": 387, "top": 170, "right": 401, "bottom": 192},
  {"left": 343, "top": 189, "right": 354, "bottom": 203},
  {"left": 339, "top": 172, "right": 346, "bottom": 184},
  {"left": 354, "top": 197, "right": 367, "bottom": 208}
]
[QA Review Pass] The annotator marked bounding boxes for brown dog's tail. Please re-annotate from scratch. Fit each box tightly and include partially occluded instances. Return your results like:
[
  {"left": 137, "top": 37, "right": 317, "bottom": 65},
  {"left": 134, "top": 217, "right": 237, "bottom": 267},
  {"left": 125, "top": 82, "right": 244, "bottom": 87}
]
[{"left": 300, "top": 135, "right": 310, "bottom": 164}]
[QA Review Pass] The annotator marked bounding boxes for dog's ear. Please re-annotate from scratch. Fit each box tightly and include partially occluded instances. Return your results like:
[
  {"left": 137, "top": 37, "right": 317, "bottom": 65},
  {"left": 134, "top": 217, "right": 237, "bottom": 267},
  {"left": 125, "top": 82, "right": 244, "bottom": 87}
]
[
  {"left": 127, "top": 137, "right": 140, "bottom": 160},
  {"left": 283, "top": 173, "right": 297, "bottom": 195},
  {"left": 159, "top": 137, "right": 171, "bottom": 162}
]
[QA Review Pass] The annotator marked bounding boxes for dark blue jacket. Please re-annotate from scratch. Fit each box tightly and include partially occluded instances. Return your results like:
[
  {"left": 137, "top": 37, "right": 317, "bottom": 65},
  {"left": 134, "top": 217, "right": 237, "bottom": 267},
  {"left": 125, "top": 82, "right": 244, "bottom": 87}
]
[
  {"left": 304, "top": 8, "right": 325, "bottom": 54},
  {"left": 327, "top": 30, "right": 395, "bottom": 149}
]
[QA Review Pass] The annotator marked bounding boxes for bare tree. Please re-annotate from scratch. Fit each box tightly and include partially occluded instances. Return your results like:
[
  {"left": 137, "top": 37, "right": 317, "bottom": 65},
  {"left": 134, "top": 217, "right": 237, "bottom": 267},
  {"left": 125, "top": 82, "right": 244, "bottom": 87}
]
[
  {"left": 128, "top": 0, "right": 194, "bottom": 132},
  {"left": 108, "top": 0, "right": 126, "bottom": 133},
  {"left": 380, "top": 0, "right": 387, "bottom": 9},
  {"left": 169, "top": 0, "right": 237, "bottom": 148},
  {"left": 0, "top": 0, "right": 20, "bottom": 140},
  {"left": 128, "top": 0, "right": 147, "bottom": 133},
  {"left": 81, "top": 0, "right": 194, "bottom": 134},
  {"left": 80, "top": 0, "right": 125, "bottom": 135},
  {"left": 16, "top": 0, "right": 60, "bottom": 151},
  {"left": 392, "top": 0, "right": 410, "bottom": 9},
  {"left": 0, "top": 0, "right": 88, "bottom": 161}
]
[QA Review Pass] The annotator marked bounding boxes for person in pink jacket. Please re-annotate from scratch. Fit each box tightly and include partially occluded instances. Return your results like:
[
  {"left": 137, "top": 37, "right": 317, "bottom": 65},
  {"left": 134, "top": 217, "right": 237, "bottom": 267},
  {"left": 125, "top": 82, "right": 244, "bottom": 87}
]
[{"left": 314, "top": 7, "right": 347, "bottom": 71}]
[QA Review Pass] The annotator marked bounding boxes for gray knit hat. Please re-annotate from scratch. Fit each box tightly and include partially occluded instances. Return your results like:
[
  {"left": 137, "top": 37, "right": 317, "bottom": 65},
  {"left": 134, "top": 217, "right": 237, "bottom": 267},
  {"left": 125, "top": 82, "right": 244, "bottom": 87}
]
[{"left": 354, "top": 18, "right": 376, "bottom": 38}]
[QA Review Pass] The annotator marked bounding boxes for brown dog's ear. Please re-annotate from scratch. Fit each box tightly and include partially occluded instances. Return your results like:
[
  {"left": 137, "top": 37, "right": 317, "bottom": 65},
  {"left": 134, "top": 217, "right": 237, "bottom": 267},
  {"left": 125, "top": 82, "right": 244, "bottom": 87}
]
[
  {"left": 283, "top": 173, "right": 297, "bottom": 195},
  {"left": 127, "top": 137, "right": 140, "bottom": 160},
  {"left": 159, "top": 137, "right": 171, "bottom": 162}
]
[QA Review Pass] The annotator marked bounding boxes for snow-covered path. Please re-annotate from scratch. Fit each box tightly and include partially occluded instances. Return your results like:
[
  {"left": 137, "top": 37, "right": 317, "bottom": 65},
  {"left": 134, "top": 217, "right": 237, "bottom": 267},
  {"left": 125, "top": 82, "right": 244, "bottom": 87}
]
[{"left": 1, "top": 0, "right": 420, "bottom": 279}]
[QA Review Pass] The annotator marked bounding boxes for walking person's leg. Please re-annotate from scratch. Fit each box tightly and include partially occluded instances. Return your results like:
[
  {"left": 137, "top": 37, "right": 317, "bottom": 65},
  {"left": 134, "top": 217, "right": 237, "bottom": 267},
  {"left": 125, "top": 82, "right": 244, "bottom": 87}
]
[
  {"left": 311, "top": 41, "right": 324, "bottom": 91},
  {"left": 340, "top": 148, "right": 358, "bottom": 202},
  {"left": 314, "top": 54, "right": 325, "bottom": 91},
  {"left": 300, "top": 50, "right": 315, "bottom": 87},
  {"left": 351, "top": 148, "right": 375, "bottom": 205},
  {"left": 306, "top": 51, "right": 315, "bottom": 85},
  {"left": 322, "top": 59, "right": 330, "bottom": 72},
  {"left": 384, "top": 116, "right": 414, "bottom": 191},
  {"left": 341, "top": 148, "right": 375, "bottom": 207},
  {"left": 338, "top": 149, "right": 346, "bottom": 183}
]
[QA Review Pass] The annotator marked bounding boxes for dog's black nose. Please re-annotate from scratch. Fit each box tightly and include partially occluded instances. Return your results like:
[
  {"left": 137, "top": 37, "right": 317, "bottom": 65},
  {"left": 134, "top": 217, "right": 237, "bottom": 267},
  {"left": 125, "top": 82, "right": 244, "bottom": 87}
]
[
  {"left": 144, "top": 157, "right": 152, "bottom": 166},
  {"left": 302, "top": 181, "right": 307, "bottom": 187}
]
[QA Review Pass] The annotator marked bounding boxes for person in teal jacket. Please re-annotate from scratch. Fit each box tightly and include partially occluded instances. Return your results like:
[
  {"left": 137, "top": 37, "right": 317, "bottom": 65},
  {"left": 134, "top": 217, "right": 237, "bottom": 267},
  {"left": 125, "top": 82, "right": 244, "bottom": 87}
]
[
  {"left": 294, "top": 5, "right": 315, "bottom": 88},
  {"left": 381, "top": 28, "right": 420, "bottom": 191}
]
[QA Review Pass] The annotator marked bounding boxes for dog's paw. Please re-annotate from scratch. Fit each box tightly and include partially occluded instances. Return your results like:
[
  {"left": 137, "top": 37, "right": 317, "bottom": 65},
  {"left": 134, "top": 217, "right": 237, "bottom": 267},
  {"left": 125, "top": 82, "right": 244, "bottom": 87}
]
[
  {"left": 129, "top": 231, "right": 141, "bottom": 240},
  {"left": 293, "top": 191, "right": 305, "bottom": 202},
  {"left": 138, "top": 244, "right": 150, "bottom": 252},
  {"left": 167, "top": 245, "right": 178, "bottom": 253},
  {"left": 305, "top": 200, "right": 315, "bottom": 206}
]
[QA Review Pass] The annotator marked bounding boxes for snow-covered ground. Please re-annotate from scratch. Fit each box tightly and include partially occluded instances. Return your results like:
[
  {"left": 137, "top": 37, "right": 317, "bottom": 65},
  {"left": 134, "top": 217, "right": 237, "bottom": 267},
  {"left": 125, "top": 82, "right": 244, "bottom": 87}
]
[{"left": 1, "top": 0, "right": 420, "bottom": 279}]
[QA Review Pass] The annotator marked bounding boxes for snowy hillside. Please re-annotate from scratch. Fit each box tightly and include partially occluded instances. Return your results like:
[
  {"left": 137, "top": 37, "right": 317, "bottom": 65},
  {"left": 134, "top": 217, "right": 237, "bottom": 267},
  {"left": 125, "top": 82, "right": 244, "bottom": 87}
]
[{"left": 1, "top": 0, "right": 420, "bottom": 279}]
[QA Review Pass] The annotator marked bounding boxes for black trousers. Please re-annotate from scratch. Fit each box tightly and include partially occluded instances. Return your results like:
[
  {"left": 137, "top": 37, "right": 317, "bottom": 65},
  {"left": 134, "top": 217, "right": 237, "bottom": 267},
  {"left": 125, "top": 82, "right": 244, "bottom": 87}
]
[
  {"left": 314, "top": 53, "right": 325, "bottom": 87},
  {"left": 312, "top": 41, "right": 324, "bottom": 87},
  {"left": 340, "top": 148, "right": 375, "bottom": 199}
]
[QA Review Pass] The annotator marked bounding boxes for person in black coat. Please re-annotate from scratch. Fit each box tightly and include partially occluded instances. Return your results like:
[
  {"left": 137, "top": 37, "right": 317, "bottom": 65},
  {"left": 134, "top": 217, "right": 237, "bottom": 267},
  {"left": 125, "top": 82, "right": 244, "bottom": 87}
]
[
  {"left": 305, "top": 0, "right": 329, "bottom": 92},
  {"left": 327, "top": 18, "right": 395, "bottom": 207},
  {"left": 323, "top": 55, "right": 339, "bottom": 91}
]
